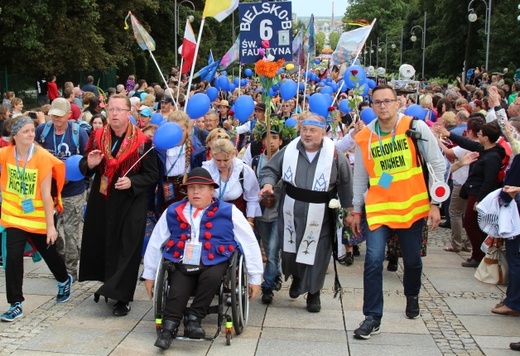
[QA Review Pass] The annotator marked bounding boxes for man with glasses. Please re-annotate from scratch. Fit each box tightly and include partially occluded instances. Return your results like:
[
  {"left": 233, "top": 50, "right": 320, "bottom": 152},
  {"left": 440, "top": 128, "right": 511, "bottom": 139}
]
[
  {"left": 351, "top": 84, "right": 446, "bottom": 339},
  {"left": 78, "top": 94, "right": 159, "bottom": 317},
  {"left": 36, "top": 98, "right": 89, "bottom": 281}
]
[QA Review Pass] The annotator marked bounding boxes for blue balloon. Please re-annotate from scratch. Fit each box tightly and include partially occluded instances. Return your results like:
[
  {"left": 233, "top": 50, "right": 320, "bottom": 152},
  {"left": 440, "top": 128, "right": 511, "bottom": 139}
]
[
  {"left": 277, "top": 68, "right": 285, "bottom": 74},
  {"left": 318, "top": 82, "right": 325, "bottom": 87},
  {"left": 285, "top": 118, "right": 298, "bottom": 127},
  {"left": 186, "top": 93, "right": 211, "bottom": 119},
  {"left": 233, "top": 78, "right": 240, "bottom": 87},
  {"left": 330, "top": 82, "right": 338, "bottom": 92},
  {"left": 298, "top": 82, "right": 305, "bottom": 91},
  {"left": 343, "top": 65, "right": 367, "bottom": 89},
  {"left": 240, "top": 79, "right": 248, "bottom": 86},
  {"left": 153, "top": 122, "right": 183, "bottom": 150},
  {"left": 367, "top": 79, "right": 377, "bottom": 89},
  {"left": 326, "top": 77, "right": 332, "bottom": 84},
  {"left": 359, "top": 82, "right": 370, "bottom": 97},
  {"left": 308, "top": 93, "right": 329, "bottom": 118},
  {"left": 234, "top": 95, "right": 255, "bottom": 123},
  {"left": 360, "top": 107, "right": 377, "bottom": 124},
  {"left": 321, "top": 86, "right": 334, "bottom": 96},
  {"left": 339, "top": 99, "right": 350, "bottom": 113},
  {"left": 244, "top": 68, "right": 253, "bottom": 77},
  {"left": 404, "top": 104, "right": 427, "bottom": 120},
  {"left": 65, "top": 155, "right": 84, "bottom": 182},
  {"left": 221, "top": 70, "right": 227, "bottom": 76},
  {"left": 338, "top": 80, "right": 347, "bottom": 92},
  {"left": 280, "top": 79, "right": 298, "bottom": 100},
  {"left": 314, "top": 58, "right": 321, "bottom": 64},
  {"left": 206, "top": 87, "right": 218, "bottom": 101},
  {"left": 216, "top": 76, "right": 229, "bottom": 91},
  {"left": 229, "top": 83, "right": 236, "bottom": 93},
  {"left": 150, "top": 113, "right": 163, "bottom": 125},
  {"left": 129, "top": 115, "right": 136, "bottom": 125}
]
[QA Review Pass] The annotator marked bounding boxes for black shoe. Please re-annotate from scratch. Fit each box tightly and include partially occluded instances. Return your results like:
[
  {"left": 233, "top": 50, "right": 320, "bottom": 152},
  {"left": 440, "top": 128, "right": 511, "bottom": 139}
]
[
  {"left": 461, "top": 259, "right": 479, "bottom": 268},
  {"left": 306, "top": 291, "right": 321, "bottom": 313},
  {"left": 354, "top": 317, "right": 381, "bottom": 340},
  {"left": 387, "top": 256, "right": 398, "bottom": 272},
  {"left": 405, "top": 296, "right": 420, "bottom": 319},
  {"left": 439, "top": 222, "right": 451, "bottom": 229},
  {"left": 184, "top": 314, "right": 205, "bottom": 339},
  {"left": 510, "top": 342, "right": 520, "bottom": 351},
  {"left": 338, "top": 252, "right": 354, "bottom": 266},
  {"left": 154, "top": 320, "right": 179, "bottom": 350},
  {"left": 289, "top": 276, "right": 301, "bottom": 299},
  {"left": 274, "top": 275, "right": 283, "bottom": 291},
  {"left": 353, "top": 245, "right": 360, "bottom": 257},
  {"left": 113, "top": 302, "right": 130, "bottom": 316},
  {"left": 262, "top": 289, "right": 274, "bottom": 304}
]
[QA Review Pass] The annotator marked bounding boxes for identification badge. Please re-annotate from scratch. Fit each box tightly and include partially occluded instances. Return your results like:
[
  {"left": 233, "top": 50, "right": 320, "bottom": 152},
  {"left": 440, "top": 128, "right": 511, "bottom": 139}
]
[
  {"left": 21, "top": 199, "right": 35, "bottom": 214},
  {"left": 99, "top": 175, "right": 109, "bottom": 196},
  {"left": 162, "top": 181, "right": 175, "bottom": 201},
  {"left": 183, "top": 241, "right": 202, "bottom": 265},
  {"left": 378, "top": 172, "right": 393, "bottom": 189}
]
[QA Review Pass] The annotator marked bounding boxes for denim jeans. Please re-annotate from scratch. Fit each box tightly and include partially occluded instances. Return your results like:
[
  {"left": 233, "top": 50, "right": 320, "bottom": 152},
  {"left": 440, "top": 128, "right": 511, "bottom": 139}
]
[
  {"left": 504, "top": 237, "right": 520, "bottom": 312},
  {"left": 363, "top": 218, "right": 424, "bottom": 321},
  {"left": 256, "top": 220, "right": 281, "bottom": 290}
]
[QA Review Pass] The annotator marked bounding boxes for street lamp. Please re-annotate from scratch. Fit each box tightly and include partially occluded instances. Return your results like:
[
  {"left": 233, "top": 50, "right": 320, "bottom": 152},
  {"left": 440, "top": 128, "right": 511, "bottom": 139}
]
[
  {"left": 377, "top": 41, "right": 387, "bottom": 70},
  {"left": 410, "top": 11, "right": 427, "bottom": 79},
  {"left": 467, "top": 0, "right": 492, "bottom": 71},
  {"left": 174, "top": 0, "right": 195, "bottom": 67}
]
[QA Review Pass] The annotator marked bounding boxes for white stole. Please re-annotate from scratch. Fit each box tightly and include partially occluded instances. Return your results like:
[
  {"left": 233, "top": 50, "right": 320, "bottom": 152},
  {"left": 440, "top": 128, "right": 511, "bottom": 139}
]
[{"left": 281, "top": 137, "right": 335, "bottom": 265}]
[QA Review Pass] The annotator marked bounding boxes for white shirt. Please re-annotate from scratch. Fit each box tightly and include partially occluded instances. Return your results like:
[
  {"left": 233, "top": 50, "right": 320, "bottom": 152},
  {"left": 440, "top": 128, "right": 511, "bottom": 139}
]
[
  {"left": 202, "top": 157, "right": 262, "bottom": 218},
  {"left": 452, "top": 146, "right": 470, "bottom": 185},
  {"left": 142, "top": 201, "right": 264, "bottom": 285},
  {"left": 164, "top": 143, "right": 188, "bottom": 177}
]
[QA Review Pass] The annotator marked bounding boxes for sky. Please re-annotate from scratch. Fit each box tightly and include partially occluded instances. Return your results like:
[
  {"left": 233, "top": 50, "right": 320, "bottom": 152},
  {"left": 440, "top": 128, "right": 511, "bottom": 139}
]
[{"left": 290, "top": 0, "right": 347, "bottom": 18}]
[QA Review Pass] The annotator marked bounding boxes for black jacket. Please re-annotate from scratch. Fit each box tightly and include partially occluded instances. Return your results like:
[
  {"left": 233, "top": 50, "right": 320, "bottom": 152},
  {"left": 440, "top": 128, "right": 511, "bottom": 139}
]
[{"left": 450, "top": 133, "right": 505, "bottom": 201}]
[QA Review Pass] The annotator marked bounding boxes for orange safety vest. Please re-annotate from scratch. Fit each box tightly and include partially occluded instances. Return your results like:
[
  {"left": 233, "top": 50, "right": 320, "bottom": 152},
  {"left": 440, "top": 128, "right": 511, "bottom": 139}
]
[
  {"left": 355, "top": 115, "right": 430, "bottom": 230},
  {"left": 0, "top": 145, "right": 65, "bottom": 234}
]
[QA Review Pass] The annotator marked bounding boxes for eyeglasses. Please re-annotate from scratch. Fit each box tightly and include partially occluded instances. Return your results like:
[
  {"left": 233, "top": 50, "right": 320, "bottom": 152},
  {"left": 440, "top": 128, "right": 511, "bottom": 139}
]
[
  {"left": 107, "top": 108, "right": 130, "bottom": 113},
  {"left": 373, "top": 99, "right": 398, "bottom": 107}
]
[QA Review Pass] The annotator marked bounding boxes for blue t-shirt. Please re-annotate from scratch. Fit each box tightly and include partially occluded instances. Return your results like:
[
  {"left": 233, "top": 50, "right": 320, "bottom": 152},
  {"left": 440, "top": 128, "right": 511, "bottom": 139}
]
[{"left": 36, "top": 121, "right": 89, "bottom": 197}]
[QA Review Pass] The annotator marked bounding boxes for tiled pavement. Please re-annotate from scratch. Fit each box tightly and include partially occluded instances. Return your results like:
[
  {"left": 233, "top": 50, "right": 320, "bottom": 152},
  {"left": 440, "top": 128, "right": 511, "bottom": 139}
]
[{"left": 0, "top": 226, "right": 519, "bottom": 355}]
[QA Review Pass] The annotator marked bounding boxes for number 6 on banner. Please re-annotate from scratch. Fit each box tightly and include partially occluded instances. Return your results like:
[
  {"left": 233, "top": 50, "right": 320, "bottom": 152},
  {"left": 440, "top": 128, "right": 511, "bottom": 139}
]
[{"left": 260, "top": 19, "right": 273, "bottom": 40}]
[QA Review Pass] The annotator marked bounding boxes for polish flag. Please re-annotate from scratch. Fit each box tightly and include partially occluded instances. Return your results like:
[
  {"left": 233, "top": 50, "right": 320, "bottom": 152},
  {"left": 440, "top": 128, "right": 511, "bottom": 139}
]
[{"left": 181, "top": 20, "right": 196, "bottom": 74}]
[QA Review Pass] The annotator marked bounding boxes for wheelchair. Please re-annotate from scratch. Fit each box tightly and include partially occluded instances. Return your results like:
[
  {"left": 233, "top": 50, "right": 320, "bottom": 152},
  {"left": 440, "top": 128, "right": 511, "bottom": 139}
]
[{"left": 153, "top": 249, "right": 249, "bottom": 345}]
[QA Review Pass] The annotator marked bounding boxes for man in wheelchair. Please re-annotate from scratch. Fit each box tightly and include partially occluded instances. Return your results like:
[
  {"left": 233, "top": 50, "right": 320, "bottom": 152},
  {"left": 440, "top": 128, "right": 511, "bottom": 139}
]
[{"left": 142, "top": 168, "right": 263, "bottom": 350}]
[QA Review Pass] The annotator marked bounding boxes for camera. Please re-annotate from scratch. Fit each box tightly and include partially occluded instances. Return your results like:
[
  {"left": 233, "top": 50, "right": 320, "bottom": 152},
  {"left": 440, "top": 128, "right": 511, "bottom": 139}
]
[{"left": 29, "top": 111, "right": 37, "bottom": 119}]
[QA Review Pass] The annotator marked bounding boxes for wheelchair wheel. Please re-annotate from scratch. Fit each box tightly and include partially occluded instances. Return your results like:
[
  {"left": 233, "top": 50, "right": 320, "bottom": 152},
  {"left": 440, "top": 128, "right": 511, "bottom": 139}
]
[
  {"left": 153, "top": 259, "right": 170, "bottom": 332},
  {"left": 230, "top": 252, "right": 249, "bottom": 335}
]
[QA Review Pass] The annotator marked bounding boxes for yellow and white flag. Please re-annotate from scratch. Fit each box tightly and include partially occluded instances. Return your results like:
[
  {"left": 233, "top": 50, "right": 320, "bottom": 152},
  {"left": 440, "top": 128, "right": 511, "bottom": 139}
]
[{"left": 203, "top": 0, "right": 238, "bottom": 22}]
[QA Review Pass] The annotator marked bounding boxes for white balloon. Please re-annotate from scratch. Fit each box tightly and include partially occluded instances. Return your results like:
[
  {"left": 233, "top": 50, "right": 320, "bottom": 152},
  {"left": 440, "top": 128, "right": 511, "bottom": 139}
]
[{"left": 399, "top": 64, "right": 416, "bottom": 79}]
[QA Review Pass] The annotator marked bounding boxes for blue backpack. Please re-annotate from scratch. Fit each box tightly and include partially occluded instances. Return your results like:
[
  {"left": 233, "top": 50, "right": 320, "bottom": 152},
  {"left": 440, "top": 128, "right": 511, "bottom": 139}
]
[{"left": 39, "top": 121, "right": 91, "bottom": 154}]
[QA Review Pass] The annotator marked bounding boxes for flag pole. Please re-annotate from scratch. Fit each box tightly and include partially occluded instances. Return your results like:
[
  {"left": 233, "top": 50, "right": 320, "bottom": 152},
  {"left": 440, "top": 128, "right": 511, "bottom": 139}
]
[
  {"left": 148, "top": 50, "right": 179, "bottom": 110},
  {"left": 296, "top": 66, "right": 301, "bottom": 113},
  {"left": 184, "top": 17, "right": 206, "bottom": 112},
  {"left": 303, "top": 53, "right": 310, "bottom": 111},
  {"left": 332, "top": 81, "right": 345, "bottom": 106},
  {"left": 238, "top": 63, "right": 242, "bottom": 97},
  {"left": 177, "top": 57, "right": 184, "bottom": 106}
]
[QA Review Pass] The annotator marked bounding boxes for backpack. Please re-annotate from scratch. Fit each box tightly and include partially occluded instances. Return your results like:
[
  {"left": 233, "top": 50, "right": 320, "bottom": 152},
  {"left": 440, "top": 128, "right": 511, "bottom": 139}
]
[{"left": 39, "top": 121, "right": 90, "bottom": 154}]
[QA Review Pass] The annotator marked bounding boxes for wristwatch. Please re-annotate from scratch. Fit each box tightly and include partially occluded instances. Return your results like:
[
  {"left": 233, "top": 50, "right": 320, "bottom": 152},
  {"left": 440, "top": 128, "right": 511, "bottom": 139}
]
[{"left": 494, "top": 105, "right": 502, "bottom": 111}]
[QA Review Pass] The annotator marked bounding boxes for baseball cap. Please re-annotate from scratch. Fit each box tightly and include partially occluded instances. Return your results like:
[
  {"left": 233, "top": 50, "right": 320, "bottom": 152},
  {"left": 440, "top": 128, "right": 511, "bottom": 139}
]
[
  {"left": 48, "top": 98, "right": 71, "bottom": 117},
  {"left": 139, "top": 107, "right": 153, "bottom": 117}
]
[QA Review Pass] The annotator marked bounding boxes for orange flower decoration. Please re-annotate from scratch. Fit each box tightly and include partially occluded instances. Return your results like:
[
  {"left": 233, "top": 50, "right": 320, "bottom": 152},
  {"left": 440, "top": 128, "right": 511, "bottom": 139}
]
[{"left": 255, "top": 59, "right": 285, "bottom": 79}]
